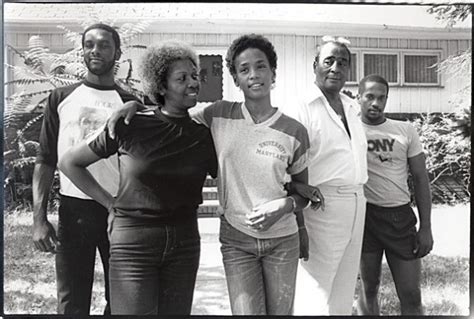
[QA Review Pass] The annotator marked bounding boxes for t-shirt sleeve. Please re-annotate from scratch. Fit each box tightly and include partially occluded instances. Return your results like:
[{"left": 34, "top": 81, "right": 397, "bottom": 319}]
[
  {"left": 88, "top": 124, "right": 120, "bottom": 158},
  {"left": 189, "top": 102, "right": 217, "bottom": 127},
  {"left": 36, "top": 90, "right": 62, "bottom": 166},
  {"left": 407, "top": 123, "right": 424, "bottom": 158},
  {"left": 116, "top": 86, "right": 141, "bottom": 103},
  {"left": 287, "top": 125, "right": 310, "bottom": 175}
]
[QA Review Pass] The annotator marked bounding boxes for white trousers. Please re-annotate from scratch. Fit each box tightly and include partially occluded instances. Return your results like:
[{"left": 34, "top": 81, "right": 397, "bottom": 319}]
[{"left": 294, "top": 184, "right": 366, "bottom": 315}]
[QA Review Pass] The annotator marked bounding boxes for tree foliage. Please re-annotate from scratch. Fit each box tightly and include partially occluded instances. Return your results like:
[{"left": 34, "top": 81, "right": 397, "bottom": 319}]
[
  {"left": 427, "top": 4, "right": 472, "bottom": 27},
  {"left": 429, "top": 4, "right": 471, "bottom": 140}
]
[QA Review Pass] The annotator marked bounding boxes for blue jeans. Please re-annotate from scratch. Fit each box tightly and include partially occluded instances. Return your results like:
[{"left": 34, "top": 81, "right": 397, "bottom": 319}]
[
  {"left": 109, "top": 215, "right": 200, "bottom": 315},
  {"left": 219, "top": 216, "right": 299, "bottom": 315},
  {"left": 55, "top": 195, "right": 110, "bottom": 315}
]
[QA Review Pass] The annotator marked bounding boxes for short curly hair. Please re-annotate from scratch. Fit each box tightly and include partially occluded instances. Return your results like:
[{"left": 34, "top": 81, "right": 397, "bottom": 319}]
[
  {"left": 139, "top": 40, "right": 199, "bottom": 105},
  {"left": 225, "top": 34, "right": 277, "bottom": 78}
]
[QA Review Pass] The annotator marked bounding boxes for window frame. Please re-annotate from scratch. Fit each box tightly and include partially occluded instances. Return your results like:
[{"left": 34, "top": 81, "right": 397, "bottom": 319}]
[
  {"left": 347, "top": 48, "right": 443, "bottom": 87},
  {"left": 401, "top": 50, "right": 442, "bottom": 87},
  {"left": 361, "top": 50, "right": 401, "bottom": 85},
  {"left": 345, "top": 52, "right": 359, "bottom": 85}
]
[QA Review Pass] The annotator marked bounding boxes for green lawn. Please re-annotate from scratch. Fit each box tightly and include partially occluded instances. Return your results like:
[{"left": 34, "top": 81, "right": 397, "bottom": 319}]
[{"left": 4, "top": 205, "right": 470, "bottom": 315}]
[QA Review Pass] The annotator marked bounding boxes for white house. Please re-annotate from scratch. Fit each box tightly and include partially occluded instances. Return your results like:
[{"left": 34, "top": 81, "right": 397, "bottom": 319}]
[{"left": 4, "top": 2, "right": 472, "bottom": 114}]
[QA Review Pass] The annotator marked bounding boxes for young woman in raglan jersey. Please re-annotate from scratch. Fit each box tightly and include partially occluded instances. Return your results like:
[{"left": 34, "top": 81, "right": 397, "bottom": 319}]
[
  {"left": 108, "top": 34, "right": 321, "bottom": 315},
  {"left": 59, "top": 40, "right": 217, "bottom": 315},
  {"left": 192, "top": 34, "right": 311, "bottom": 315}
]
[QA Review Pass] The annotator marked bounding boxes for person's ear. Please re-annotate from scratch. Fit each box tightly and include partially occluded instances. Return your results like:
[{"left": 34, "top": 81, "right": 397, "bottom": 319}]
[
  {"left": 158, "top": 85, "right": 166, "bottom": 97},
  {"left": 115, "top": 48, "right": 122, "bottom": 61},
  {"left": 356, "top": 93, "right": 361, "bottom": 104},
  {"left": 313, "top": 60, "right": 319, "bottom": 75},
  {"left": 233, "top": 75, "right": 239, "bottom": 88}
]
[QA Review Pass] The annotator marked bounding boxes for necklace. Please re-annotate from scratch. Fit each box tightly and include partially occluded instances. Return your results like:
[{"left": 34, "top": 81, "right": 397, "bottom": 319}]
[{"left": 245, "top": 103, "right": 277, "bottom": 124}]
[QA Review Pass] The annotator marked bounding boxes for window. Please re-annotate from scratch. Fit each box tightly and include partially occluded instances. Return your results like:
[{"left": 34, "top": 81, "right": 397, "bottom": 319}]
[
  {"left": 198, "top": 55, "right": 223, "bottom": 102},
  {"left": 403, "top": 54, "right": 439, "bottom": 85},
  {"left": 363, "top": 53, "right": 398, "bottom": 83},
  {"left": 347, "top": 49, "right": 441, "bottom": 86},
  {"left": 347, "top": 53, "right": 357, "bottom": 83}
]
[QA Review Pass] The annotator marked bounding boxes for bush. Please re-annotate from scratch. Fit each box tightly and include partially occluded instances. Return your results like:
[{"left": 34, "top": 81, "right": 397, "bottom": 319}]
[{"left": 411, "top": 110, "right": 470, "bottom": 204}]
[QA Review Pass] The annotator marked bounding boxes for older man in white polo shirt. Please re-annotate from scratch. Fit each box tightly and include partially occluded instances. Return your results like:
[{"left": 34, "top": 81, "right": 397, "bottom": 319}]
[{"left": 281, "top": 37, "right": 368, "bottom": 315}]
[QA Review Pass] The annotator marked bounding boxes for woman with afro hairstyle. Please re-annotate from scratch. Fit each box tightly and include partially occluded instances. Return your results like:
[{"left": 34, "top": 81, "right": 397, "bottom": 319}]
[
  {"left": 108, "top": 34, "right": 317, "bottom": 315},
  {"left": 59, "top": 40, "right": 217, "bottom": 315}
]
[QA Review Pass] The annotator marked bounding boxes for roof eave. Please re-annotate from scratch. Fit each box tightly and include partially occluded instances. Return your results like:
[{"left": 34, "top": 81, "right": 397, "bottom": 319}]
[{"left": 4, "top": 19, "right": 472, "bottom": 41}]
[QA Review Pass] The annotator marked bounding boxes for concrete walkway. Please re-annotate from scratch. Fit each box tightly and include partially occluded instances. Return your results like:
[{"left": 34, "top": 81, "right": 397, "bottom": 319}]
[
  {"left": 192, "top": 218, "right": 230, "bottom": 315},
  {"left": 191, "top": 205, "right": 470, "bottom": 315}
]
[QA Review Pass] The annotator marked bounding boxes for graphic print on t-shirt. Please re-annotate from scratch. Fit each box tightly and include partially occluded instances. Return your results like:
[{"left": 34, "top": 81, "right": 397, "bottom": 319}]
[
  {"left": 256, "top": 140, "right": 288, "bottom": 162},
  {"left": 64, "top": 105, "right": 112, "bottom": 147},
  {"left": 362, "top": 119, "right": 424, "bottom": 207},
  {"left": 368, "top": 138, "right": 395, "bottom": 165},
  {"left": 52, "top": 83, "right": 137, "bottom": 199}
]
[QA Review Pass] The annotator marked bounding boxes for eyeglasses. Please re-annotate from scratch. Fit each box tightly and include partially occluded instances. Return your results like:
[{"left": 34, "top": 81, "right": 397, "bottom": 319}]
[{"left": 321, "top": 35, "right": 351, "bottom": 46}]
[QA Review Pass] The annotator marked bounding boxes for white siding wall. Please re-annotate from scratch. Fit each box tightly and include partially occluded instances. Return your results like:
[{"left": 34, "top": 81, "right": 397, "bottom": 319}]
[{"left": 5, "top": 30, "right": 471, "bottom": 113}]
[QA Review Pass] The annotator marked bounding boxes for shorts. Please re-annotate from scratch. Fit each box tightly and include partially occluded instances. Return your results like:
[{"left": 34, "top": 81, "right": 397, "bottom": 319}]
[{"left": 362, "top": 202, "right": 418, "bottom": 260}]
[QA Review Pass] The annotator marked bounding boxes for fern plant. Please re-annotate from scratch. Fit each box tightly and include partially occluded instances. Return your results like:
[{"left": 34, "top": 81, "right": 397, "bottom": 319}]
[
  {"left": 4, "top": 19, "right": 150, "bottom": 206},
  {"left": 5, "top": 20, "right": 150, "bottom": 139}
]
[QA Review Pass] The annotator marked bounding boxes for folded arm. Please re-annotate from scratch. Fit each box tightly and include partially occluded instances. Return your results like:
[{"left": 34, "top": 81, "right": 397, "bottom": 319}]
[
  {"left": 58, "top": 142, "right": 115, "bottom": 210},
  {"left": 247, "top": 169, "right": 310, "bottom": 231}
]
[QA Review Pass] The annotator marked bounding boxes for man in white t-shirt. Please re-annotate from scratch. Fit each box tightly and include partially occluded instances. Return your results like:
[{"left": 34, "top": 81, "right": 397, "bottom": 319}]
[
  {"left": 32, "top": 24, "right": 137, "bottom": 315},
  {"left": 355, "top": 74, "right": 433, "bottom": 315}
]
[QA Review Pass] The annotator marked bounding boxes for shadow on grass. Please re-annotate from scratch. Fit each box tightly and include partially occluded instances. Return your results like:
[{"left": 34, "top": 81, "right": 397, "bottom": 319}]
[
  {"left": 5, "top": 214, "right": 109, "bottom": 314},
  {"left": 353, "top": 254, "right": 469, "bottom": 316},
  {"left": 4, "top": 220, "right": 57, "bottom": 314},
  {"left": 4, "top": 290, "right": 57, "bottom": 315}
]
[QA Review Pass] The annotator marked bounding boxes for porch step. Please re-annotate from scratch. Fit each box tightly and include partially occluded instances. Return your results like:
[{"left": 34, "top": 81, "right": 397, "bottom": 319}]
[
  {"left": 199, "top": 176, "right": 219, "bottom": 217},
  {"left": 204, "top": 177, "right": 217, "bottom": 187},
  {"left": 202, "top": 187, "right": 218, "bottom": 200},
  {"left": 198, "top": 199, "right": 219, "bottom": 217}
]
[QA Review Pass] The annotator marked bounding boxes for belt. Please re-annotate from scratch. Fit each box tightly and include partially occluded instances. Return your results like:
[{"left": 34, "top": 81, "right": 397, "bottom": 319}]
[
  {"left": 318, "top": 184, "right": 364, "bottom": 194},
  {"left": 367, "top": 202, "right": 411, "bottom": 211}
]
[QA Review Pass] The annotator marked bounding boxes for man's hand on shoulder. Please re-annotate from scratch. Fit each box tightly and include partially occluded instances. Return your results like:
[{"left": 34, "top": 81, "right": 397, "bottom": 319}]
[{"left": 107, "top": 100, "right": 144, "bottom": 139}]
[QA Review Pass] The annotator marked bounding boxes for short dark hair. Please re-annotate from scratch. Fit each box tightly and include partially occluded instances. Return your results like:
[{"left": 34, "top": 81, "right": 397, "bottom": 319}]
[
  {"left": 314, "top": 41, "right": 351, "bottom": 66},
  {"left": 358, "top": 74, "right": 390, "bottom": 95},
  {"left": 81, "top": 23, "right": 121, "bottom": 52},
  {"left": 225, "top": 34, "right": 277, "bottom": 77}
]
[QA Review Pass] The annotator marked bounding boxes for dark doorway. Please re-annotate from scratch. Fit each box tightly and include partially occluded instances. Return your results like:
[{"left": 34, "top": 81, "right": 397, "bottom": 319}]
[{"left": 198, "top": 55, "right": 223, "bottom": 102}]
